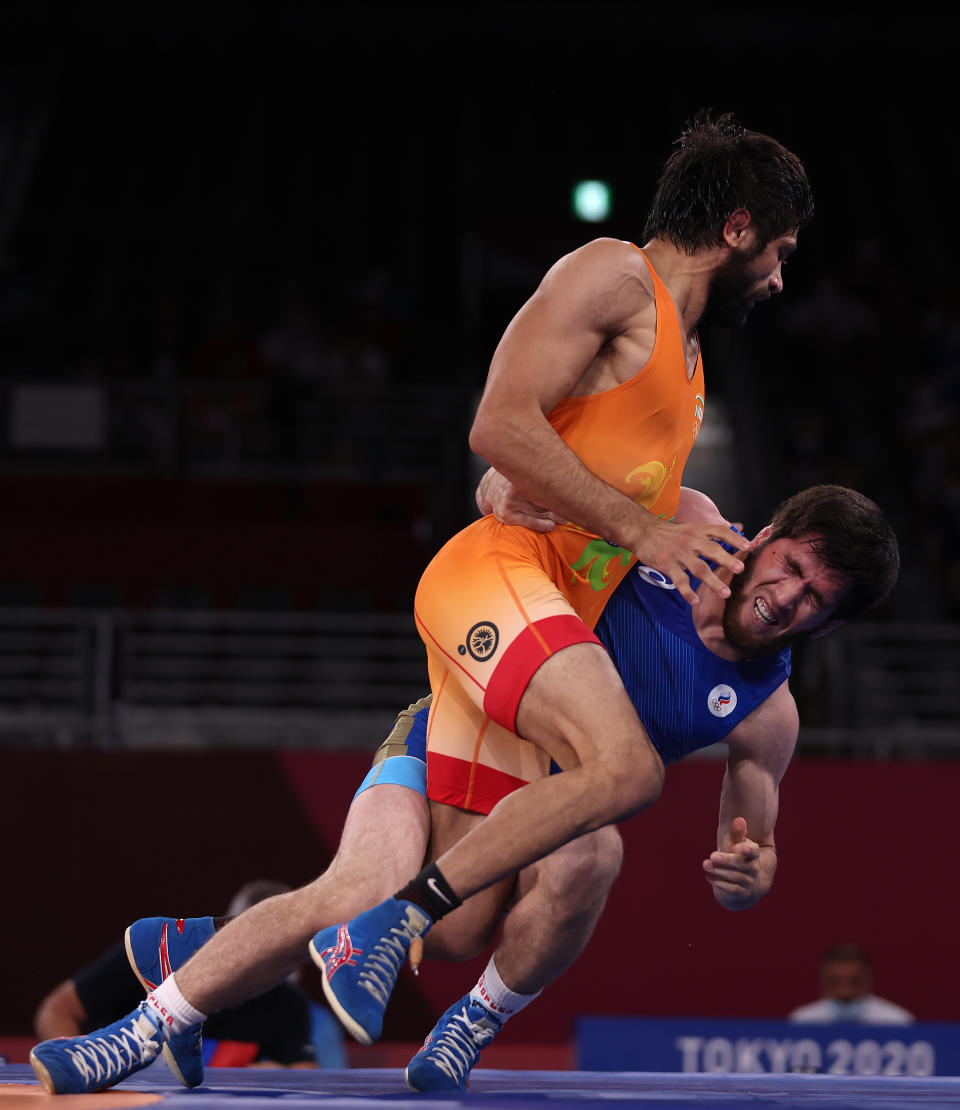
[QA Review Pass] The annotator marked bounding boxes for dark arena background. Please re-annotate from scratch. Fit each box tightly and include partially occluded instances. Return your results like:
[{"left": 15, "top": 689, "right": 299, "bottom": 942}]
[{"left": 2, "top": 6, "right": 959, "bottom": 1109}]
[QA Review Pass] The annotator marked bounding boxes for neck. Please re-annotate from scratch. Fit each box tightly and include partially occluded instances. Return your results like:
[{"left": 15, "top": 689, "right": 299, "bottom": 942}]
[
  {"left": 642, "top": 237, "right": 727, "bottom": 338},
  {"left": 691, "top": 567, "right": 742, "bottom": 662}
]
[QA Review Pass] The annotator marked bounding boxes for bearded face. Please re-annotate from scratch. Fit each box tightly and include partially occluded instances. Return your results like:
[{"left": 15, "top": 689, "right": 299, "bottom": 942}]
[
  {"left": 720, "top": 536, "right": 848, "bottom": 658},
  {"left": 700, "top": 247, "right": 767, "bottom": 327},
  {"left": 721, "top": 542, "right": 787, "bottom": 656}
]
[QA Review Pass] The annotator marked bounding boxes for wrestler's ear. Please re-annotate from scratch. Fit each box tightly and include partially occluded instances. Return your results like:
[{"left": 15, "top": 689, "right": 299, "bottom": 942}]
[
  {"left": 722, "top": 208, "right": 753, "bottom": 248},
  {"left": 752, "top": 523, "right": 773, "bottom": 544}
]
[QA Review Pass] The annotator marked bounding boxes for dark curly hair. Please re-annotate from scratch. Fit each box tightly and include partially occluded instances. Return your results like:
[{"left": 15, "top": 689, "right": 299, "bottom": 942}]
[{"left": 643, "top": 109, "right": 814, "bottom": 252}]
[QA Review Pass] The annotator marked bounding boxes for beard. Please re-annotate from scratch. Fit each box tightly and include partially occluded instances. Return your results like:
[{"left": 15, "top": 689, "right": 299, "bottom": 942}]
[
  {"left": 720, "top": 540, "right": 793, "bottom": 659},
  {"left": 700, "top": 249, "right": 764, "bottom": 327}
]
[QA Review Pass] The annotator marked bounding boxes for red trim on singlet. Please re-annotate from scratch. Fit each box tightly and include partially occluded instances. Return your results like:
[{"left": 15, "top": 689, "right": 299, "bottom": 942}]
[
  {"left": 428, "top": 750, "right": 531, "bottom": 815},
  {"left": 415, "top": 607, "right": 488, "bottom": 695},
  {"left": 483, "top": 613, "right": 602, "bottom": 732}
]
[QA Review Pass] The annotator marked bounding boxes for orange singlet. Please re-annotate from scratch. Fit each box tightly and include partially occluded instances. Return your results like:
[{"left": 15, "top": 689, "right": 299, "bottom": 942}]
[{"left": 416, "top": 250, "right": 706, "bottom": 813}]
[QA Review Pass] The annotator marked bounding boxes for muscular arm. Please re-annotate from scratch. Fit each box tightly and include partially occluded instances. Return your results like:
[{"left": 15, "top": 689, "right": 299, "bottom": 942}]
[
  {"left": 478, "top": 477, "right": 730, "bottom": 533},
  {"left": 703, "top": 681, "right": 799, "bottom": 910},
  {"left": 470, "top": 239, "right": 650, "bottom": 539},
  {"left": 469, "top": 239, "right": 747, "bottom": 604}
]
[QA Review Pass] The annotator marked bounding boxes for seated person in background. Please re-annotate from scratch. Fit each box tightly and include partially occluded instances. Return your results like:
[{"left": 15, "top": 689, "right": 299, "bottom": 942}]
[
  {"left": 34, "top": 879, "right": 346, "bottom": 1068},
  {"left": 787, "top": 942, "right": 914, "bottom": 1025}
]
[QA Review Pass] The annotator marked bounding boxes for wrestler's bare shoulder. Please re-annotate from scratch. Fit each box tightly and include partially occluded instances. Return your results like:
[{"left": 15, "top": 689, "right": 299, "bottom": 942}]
[
  {"left": 545, "top": 240, "right": 659, "bottom": 394},
  {"left": 545, "top": 237, "right": 655, "bottom": 302}
]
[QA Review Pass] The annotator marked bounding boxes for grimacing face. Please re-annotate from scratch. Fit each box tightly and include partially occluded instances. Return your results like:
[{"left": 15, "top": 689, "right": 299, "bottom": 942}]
[{"left": 721, "top": 533, "right": 849, "bottom": 657}]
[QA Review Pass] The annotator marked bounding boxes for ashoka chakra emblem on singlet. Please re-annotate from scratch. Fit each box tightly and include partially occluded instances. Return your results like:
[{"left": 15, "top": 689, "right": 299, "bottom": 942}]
[{"left": 466, "top": 622, "right": 499, "bottom": 661}]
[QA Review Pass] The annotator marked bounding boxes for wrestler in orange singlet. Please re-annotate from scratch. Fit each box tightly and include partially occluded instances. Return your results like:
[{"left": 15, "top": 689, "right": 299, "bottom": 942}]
[
  {"left": 396, "top": 113, "right": 812, "bottom": 903},
  {"left": 418, "top": 249, "right": 705, "bottom": 813}
]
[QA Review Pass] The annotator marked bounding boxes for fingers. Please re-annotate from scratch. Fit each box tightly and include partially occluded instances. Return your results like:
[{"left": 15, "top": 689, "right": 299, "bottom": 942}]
[
  {"left": 656, "top": 523, "right": 748, "bottom": 604},
  {"left": 495, "top": 500, "right": 566, "bottom": 531},
  {"left": 704, "top": 821, "right": 758, "bottom": 885},
  {"left": 506, "top": 512, "right": 557, "bottom": 533},
  {"left": 703, "top": 821, "right": 762, "bottom": 904},
  {"left": 693, "top": 564, "right": 732, "bottom": 601},
  {"left": 708, "top": 844, "right": 758, "bottom": 869},
  {"left": 672, "top": 573, "right": 701, "bottom": 606},
  {"left": 703, "top": 539, "right": 746, "bottom": 574},
  {"left": 702, "top": 843, "right": 760, "bottom": 894},
  {"left": 710, "top": 524, "right": 751, "bottom": 552}
]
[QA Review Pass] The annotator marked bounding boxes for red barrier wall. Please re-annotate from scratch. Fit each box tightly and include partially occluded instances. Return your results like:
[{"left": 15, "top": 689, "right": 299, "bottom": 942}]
[
  {"left": 0, "top": 475, "right": 432, "bottom": 610},
  {"left": 8, "top": 750, "right": 960, "bottom": 1044}
]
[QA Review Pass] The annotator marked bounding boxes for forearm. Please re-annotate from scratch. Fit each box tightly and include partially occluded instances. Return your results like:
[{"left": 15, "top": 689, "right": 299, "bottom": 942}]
[{"left": 470, "top": 413, "right": 653, "bottom": 548}]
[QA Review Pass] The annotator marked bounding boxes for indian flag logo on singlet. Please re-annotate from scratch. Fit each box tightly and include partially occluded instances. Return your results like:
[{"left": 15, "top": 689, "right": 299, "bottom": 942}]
[{"left": 692, "top": 393, "right": 704, "bottom": 438}]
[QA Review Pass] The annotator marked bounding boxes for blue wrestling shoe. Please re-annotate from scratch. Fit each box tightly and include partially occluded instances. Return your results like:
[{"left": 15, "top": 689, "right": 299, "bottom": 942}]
[
  {"left": 125, "top": 916, "right": 214, "bottom": 1088},
  {"left": 308, "top": 898, "right": 432, "bottom": 1045},
  {"left": 125, "top": 915, "right": 215, "bottom": 991},
  {"left": 30, "top": 1002, "right": 166, "bottom": 1094},
  {"left": 405, "top": 995, "right": 504, "bottom": 1091}
]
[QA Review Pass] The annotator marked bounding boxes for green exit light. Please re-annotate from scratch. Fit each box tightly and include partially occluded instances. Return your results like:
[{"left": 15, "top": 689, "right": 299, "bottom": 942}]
[{"left": 572, "top": 180, "right": 611, "bottom": 222}]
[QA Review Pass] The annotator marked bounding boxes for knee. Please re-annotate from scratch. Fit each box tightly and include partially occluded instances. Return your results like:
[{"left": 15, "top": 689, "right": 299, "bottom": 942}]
[
  {"left": 602, "top": 748, "right": 664, "bottom": 819},
  {"left": 639, "top": 751, "right": 666, "bottom": 807},
  {"left": 582, "top": 824, "right": 624, "bottom": 890},
  {"left": 543, "top": 825, "right": 624, "bottom": 907}
]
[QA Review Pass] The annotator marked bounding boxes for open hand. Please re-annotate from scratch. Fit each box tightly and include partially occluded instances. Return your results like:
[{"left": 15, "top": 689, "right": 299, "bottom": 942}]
[{"left": 633, "top": 516, "right": 749, "bottom": 606}]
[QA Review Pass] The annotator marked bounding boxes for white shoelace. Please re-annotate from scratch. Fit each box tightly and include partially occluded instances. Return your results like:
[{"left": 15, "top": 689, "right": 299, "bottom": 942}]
[
  {"left": 359, "top": 919, "right": 421, "bottom": 1005},
  {"left": 421, "top": 1006, "right": 498, "bottom": 1083},
  {"left": 64, "top": 1013, "right": 161, "bottom": 1088}
]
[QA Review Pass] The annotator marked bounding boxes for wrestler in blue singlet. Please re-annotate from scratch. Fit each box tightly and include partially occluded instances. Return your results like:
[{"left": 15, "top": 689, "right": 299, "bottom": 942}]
[{"left": 356, "top": 559, "right": 790, "bottom": 797}]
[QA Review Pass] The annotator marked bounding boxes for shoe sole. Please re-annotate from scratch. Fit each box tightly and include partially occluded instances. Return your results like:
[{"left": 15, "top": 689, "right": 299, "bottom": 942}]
[
  {"left": 124, "top": 925, "right": 152, "bottom": 993},
  {"left": 308, "top": 937, "right": 373, "bottom": 1046},
  {"left": 29, "top": 1051, "right": 55, "bottom": 1095},
  {"left": 404, "top": 1063, "right": 467, "bottom": 1093},
  {"left": 123, "top": 924, "right": 195, "bottom": 1088}
]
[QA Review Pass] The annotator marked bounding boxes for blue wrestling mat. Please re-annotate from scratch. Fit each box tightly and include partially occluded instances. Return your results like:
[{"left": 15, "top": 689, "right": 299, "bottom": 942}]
[{"left": 4, "top": 1065, "right": 960, "bottom": 1109}]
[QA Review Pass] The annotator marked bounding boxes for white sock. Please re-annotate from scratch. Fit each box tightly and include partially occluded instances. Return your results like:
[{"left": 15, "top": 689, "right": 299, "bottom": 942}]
[
  {"left": 469, "top": 956, "right": 541, "bottom": 1021},
  {"left": 145, "top": 974, "right": 208, "bottom": 1034}
]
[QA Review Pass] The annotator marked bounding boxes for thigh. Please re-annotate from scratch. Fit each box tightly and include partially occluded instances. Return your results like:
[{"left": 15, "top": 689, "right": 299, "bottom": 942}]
[
  {"left": 425, "top": 664, "right": 552, "bottom": 815},
  {"left": 415, "top": 518, "right": 603, "bottom": 734},
  {"left": 512, "top": 824, "right": 624, "bottom": 906},
  {"left": 515, "top": 638, "right": 658, "bottom": 775},
  {"left": 327, "top": 783, "right": 431, "bottom": 891}
]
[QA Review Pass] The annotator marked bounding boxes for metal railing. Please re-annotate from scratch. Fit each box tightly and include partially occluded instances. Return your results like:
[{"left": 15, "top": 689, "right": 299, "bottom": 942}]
[
  {"left": 796, "top": 620, "right": 960, "bottom": 757},
  {"left": 0, "top": 609, "right": 956, "bottom": 755},
  {"left": 0, "top": 608, "right": 427, "bottom": 750}
]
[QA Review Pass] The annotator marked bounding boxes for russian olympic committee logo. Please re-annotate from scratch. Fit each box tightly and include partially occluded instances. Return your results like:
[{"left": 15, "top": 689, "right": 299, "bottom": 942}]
[
  {"left": 635, "top": 565, "right": 676, "bottom": 590},
  {"left": 707, "top": 683, "right": 738, "bottom": 718},
  {"left": 460, "top": 622, "right": 500, "bottom": 662}
]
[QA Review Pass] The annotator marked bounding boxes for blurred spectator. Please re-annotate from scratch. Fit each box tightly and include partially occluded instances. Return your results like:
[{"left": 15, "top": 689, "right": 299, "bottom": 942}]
[
  {"left": 787, "top": 943, "right": 914, "bottom": 1025},
  {"left": 34, "top": 878, "right": 346, "bottom": 1068}
]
